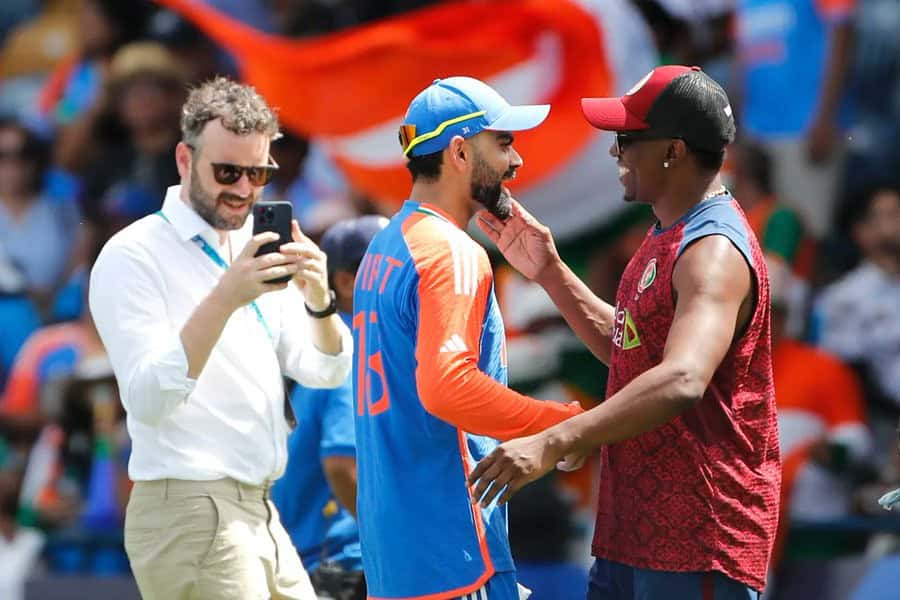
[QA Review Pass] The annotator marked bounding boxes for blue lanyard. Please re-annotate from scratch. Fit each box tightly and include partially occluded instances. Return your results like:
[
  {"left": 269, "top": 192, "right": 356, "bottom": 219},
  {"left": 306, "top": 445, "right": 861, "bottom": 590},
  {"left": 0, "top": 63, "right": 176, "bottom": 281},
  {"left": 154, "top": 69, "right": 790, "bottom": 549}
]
[{"left": 156, "top": 211, "right": 273, "bottom": 341}]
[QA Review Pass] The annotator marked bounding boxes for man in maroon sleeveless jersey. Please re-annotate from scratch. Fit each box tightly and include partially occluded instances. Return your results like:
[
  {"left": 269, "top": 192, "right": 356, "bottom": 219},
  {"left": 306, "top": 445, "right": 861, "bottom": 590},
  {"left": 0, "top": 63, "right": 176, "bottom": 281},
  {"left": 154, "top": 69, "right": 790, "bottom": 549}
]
[{"left": 469, "top": 66, "right": 779, "bottom": 599}]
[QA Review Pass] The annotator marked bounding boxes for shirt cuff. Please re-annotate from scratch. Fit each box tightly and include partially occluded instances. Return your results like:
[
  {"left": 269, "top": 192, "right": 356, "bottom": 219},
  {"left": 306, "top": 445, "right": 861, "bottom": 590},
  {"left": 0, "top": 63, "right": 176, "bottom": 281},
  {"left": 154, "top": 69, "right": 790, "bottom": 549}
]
[
  {"left": 155, "top": 338, "right": 197, "bottom": 396},
  {"left": 296, "top": 326, "right": 352, "bottom": 388},
  {"left": 321, "top": 445, "right": 357, "bottom": 459}
]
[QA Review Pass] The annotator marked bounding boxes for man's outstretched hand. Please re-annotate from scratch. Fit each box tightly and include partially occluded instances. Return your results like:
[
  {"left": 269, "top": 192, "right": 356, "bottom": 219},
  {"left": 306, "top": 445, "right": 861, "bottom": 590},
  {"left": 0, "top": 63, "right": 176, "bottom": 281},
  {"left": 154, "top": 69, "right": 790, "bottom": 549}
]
[
  {"left": 476, "top": 196, "right": 560, "bottom": 283},
  {"left": 467, "top": 431, "right": 570, "bottom": 507}
]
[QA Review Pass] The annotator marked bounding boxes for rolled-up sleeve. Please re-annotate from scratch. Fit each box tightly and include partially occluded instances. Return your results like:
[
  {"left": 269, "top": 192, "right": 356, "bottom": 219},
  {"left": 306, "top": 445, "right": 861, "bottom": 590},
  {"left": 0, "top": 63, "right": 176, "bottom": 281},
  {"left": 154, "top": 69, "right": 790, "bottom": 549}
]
[
  {"left": 276, "top": 285, "right": 352, "bottom": 388},
  {"left": 89, "top": 240, "right": 196, "bottom": 425}
]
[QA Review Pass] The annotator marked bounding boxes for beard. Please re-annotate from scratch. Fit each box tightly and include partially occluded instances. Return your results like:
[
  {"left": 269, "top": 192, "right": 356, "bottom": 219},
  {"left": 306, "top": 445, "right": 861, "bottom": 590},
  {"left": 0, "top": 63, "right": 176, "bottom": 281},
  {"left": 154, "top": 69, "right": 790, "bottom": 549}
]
[
  {"left": 189, "top": 161, "right": 254, "bottom": 230},
  {"left": 470, "top": 151, "right": 514, "bottom": 220}
]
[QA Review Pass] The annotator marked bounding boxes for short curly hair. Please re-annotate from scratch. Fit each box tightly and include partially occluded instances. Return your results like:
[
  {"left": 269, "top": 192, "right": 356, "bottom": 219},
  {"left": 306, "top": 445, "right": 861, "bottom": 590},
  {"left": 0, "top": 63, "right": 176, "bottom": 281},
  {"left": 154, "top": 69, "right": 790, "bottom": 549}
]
[{"left": 181, "top": 76, "right": 280, "bottom": 148}]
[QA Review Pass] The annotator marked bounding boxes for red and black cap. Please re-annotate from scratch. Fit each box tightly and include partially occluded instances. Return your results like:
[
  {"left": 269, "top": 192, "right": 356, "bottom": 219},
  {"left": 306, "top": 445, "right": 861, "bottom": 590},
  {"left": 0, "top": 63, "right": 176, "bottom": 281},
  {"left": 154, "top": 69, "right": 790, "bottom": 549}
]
[{"left": 581, "top": 65, "right": 735, "bottom": 153}]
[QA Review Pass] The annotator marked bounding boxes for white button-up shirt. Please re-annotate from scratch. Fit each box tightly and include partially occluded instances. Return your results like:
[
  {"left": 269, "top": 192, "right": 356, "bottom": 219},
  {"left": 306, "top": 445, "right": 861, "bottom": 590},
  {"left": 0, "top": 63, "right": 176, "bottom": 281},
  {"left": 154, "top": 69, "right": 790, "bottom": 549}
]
[
  {"left": 816, "top": 261, "right": 900, "bottom": 404},
  {"left": 89, "top": 186, "right": 351, "bottom": 485}
]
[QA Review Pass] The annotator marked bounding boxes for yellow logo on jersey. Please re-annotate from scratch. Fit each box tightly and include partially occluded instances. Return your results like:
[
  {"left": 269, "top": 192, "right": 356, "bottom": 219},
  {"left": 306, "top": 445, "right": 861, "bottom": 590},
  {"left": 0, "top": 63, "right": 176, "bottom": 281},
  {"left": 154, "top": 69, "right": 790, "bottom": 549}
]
[
  {"left": 613, "top": 304, "right": 642, "bottom": 350},
  {"left": 622, "top": 310, "right": 641, "bottom": 350}
]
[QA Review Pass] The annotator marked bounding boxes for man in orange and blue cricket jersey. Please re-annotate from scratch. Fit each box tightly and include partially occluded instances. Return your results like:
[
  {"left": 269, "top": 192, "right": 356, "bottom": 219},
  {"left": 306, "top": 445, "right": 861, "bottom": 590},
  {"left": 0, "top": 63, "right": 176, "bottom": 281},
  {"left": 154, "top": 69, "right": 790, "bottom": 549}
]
[{"left": 352, "top": 77, "right": 584, "bottom": 600}]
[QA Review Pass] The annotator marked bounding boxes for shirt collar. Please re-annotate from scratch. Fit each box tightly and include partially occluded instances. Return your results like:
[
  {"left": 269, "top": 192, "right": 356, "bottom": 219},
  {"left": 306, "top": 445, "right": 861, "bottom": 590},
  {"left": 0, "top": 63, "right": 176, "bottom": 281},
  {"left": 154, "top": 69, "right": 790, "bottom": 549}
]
[
  {"left": 160, "top": 185, "right": 213, "bottom": 242},
  {"left": 405, "top": 200, "right": 460, "bottom": 229},
  {"left": 158, "top": 185, "right": 254, "bottom": 250}
]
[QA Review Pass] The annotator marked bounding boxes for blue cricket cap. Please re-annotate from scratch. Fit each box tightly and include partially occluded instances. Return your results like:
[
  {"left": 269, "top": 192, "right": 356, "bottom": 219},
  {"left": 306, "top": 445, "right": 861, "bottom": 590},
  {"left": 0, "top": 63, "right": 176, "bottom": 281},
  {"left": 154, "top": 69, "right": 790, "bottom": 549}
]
[
  {"left": 320, "top": 215, "right": 390, "bottom": 274},
  {"left": 399, "top": 76, "right": 550, "bottom": 157}
]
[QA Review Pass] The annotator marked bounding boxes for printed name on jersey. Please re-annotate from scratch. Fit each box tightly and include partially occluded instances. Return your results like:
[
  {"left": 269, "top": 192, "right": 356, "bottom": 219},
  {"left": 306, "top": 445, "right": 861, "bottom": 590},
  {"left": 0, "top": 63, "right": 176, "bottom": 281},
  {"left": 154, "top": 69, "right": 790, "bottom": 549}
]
[{"left": 357, "top": 252, "right": 404, "bottom": 294}]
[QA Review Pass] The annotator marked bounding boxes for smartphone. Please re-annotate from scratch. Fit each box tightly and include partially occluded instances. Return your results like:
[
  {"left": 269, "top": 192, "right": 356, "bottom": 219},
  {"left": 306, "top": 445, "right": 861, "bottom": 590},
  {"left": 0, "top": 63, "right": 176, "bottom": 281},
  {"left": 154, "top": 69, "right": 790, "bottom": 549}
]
[{"left": 252, "top": 201, "right": 293, "bottom": 283}]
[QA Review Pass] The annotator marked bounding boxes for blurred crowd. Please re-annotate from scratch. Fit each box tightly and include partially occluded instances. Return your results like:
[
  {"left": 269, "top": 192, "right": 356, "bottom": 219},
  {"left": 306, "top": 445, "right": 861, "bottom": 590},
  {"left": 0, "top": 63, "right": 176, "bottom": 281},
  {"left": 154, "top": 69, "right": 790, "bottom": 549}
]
[{"left": 0, "top": 1, "right": 898, "bottom": 598}]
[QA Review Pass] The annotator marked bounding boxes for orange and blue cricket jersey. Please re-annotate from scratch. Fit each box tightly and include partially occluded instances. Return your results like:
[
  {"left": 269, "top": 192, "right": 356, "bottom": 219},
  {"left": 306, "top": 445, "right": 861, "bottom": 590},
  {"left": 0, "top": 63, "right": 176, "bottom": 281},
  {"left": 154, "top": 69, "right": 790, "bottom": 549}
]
[{"left": 352, "top": 200, "right": 581, "bottom": 599}]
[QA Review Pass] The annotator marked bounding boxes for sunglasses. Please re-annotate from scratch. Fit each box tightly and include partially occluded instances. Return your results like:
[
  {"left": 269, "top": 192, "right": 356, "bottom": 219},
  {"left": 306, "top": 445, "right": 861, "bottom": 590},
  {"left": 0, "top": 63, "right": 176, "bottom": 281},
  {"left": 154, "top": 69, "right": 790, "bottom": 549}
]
[
  {"left": 398, "top": 110, "right": 486, "bottom": 157},
  {"left": 614, "top": 132, "right": 709, "bottom": 158},
  {"left": 614, "top": 131, "right": 669, "bottom": 155},
  {"left": 210, "top": 159, "right": 279, "bottom": 186},
  {"left": 187, "top": 144, "right": 279, "bottom": 186}
]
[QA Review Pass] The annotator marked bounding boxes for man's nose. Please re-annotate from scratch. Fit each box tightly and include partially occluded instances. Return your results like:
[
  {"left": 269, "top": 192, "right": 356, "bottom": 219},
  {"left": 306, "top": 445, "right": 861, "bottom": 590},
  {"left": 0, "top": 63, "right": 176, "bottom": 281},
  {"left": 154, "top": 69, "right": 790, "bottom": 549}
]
[
  {"left": 510, "top": 146, "right": 524, "bottom": 168},
  {"left": 232, "top": 171, "right": 253, "bottom": 196}
]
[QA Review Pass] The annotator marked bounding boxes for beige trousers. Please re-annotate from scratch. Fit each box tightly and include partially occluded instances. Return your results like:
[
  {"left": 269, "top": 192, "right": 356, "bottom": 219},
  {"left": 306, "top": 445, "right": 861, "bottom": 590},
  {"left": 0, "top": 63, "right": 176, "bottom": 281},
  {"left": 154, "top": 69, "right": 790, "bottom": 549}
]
[{"left": 124, "top": 478, "right": 316, "bottom": 600}]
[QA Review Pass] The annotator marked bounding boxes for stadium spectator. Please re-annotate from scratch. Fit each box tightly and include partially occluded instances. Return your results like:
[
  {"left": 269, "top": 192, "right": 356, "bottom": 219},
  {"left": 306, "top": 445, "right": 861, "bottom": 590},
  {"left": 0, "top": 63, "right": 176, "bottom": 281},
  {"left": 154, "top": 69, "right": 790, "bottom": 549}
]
[
  {"left": 814, "top": 185, "right": 900, "bottom": 411},
  {"left": 0, "top": 117, "right": 80, "bottom": 319},
  {"left": 43, "top": 0, "right": 154, "bottom": 150},
  {"left": 77, "top": 42, "right": 186, "bottom": 232},
  {"left": 771, "top": 274, "right": 872, "bottom": 561},
  {"left": 733, "top": 0, "right": 856, "bottom": 238}
]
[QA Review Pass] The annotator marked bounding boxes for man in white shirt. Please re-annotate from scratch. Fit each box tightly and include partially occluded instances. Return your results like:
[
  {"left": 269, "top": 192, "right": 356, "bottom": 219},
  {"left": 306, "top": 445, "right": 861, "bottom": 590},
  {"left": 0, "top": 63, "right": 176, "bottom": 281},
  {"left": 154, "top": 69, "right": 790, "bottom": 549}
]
[
  {"left": 815, "top": 185, "right": 900, "bottom": 407},
  {"left": 89, "top": 77, "right": 351, "bottom": 600}
]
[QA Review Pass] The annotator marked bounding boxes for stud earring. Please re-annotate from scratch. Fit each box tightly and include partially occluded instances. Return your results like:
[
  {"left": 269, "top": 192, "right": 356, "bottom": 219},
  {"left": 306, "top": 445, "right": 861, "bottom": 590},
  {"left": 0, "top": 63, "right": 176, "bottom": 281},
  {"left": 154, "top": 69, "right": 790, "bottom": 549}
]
[{"left": 663, "top": 161, "right": 670, "bottom": 168}]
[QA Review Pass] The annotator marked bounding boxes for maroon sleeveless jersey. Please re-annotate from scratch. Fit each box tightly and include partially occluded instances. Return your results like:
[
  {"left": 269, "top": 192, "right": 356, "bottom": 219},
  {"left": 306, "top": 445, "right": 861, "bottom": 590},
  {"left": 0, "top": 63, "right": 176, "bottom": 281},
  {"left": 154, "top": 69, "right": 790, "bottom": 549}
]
[{"left": 593, "top": 193, "right": 780, "bottom": 590}]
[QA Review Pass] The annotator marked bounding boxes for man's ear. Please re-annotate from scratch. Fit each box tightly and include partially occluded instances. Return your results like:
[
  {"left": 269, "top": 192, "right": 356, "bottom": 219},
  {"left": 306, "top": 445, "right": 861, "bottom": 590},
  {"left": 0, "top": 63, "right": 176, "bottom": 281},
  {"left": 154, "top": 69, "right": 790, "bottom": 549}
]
[
  {"left": 175, "top": 141, "right": 193, "bottom": 180},
  {"left": 670, "top": 139, "right": 689, "bottom": 162},
  {"left": 447, "top": 136, "right": 468, "bottom": 171}
]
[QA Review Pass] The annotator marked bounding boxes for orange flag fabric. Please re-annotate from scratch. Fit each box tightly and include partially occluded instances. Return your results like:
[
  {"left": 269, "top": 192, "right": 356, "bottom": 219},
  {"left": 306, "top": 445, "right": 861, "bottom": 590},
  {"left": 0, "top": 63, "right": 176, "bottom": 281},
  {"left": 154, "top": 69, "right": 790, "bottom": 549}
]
[{"left": 155, "top": 0, "right": 612, "bottom": 206}]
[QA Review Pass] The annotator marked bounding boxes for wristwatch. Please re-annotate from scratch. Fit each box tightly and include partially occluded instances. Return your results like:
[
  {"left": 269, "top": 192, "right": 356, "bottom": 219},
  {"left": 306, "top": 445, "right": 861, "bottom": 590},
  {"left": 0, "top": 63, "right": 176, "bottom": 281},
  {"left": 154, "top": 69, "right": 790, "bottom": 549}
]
[{"left": 305, "top": 289, "right": 337, "bottom": 319}]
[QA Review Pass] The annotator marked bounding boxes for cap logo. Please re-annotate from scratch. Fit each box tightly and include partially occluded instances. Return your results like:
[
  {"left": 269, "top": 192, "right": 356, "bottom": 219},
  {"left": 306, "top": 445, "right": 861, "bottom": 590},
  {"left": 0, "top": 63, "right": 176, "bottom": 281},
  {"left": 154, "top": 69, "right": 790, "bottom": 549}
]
[
  {"left": 724, "top": 104, "right": 733, "bottom": 117},
  {"left": 626, "top": 71, "right": 653, "bottom": 96}
]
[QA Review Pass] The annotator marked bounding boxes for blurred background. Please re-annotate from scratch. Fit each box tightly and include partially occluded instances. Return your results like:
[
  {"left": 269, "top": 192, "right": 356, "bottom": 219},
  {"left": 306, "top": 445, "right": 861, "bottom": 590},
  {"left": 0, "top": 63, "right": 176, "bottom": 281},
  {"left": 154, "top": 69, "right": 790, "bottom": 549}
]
[{"left": 0, "top": 1, "right": 898, "bottom": 598}]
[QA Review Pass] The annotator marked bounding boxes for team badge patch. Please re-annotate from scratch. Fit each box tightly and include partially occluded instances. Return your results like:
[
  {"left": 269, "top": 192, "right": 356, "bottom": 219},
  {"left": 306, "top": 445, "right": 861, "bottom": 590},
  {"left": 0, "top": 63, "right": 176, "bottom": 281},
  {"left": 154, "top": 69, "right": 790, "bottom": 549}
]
[{"left": 638, "top": 258, "right": 657, "bottom": 293}]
